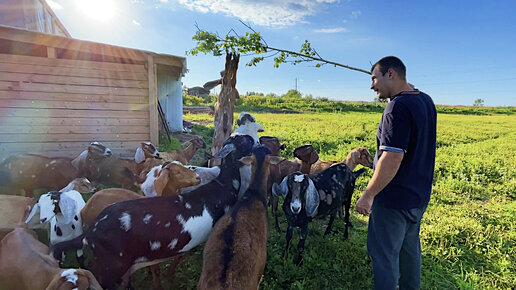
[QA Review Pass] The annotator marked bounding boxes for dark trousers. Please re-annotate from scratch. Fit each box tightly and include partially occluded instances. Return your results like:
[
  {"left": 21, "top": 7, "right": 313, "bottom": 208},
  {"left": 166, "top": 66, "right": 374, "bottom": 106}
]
[{"left": 367, "top": 200, "right": 427, "bottom": 290}]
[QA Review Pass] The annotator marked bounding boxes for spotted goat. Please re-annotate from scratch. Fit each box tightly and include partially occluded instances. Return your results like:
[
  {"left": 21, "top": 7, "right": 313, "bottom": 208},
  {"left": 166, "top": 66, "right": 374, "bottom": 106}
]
[
  {"left": 273, "top": 164, "right": 366, "bottom": 265},
  {"left": 51, "top": 135, "right": 255, "bottom": 290}
]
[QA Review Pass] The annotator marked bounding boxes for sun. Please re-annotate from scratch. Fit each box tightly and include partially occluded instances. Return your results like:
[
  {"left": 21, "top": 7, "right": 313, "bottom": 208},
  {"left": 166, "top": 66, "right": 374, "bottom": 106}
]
[{"left": 77, "top": 0, "right": 116, "bottom": 22}]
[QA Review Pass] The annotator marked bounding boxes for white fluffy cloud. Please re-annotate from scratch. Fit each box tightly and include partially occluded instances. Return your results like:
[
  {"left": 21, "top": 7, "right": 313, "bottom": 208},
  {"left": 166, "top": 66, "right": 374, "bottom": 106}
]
[
  {"left": 313, "top": 27, "right": 347, "bottom": 33},
  {"left": 176, "top": 0, "right": 341, "bottom": 27},
  {"left": 350, "top": 10, "right": 361, "bottom": 19}
]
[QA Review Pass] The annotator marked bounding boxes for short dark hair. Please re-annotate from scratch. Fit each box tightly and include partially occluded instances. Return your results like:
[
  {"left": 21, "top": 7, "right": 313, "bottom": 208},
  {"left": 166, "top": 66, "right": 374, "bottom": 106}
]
[{"left": 371, "top": 56, "right": 406, "bottom": 80}]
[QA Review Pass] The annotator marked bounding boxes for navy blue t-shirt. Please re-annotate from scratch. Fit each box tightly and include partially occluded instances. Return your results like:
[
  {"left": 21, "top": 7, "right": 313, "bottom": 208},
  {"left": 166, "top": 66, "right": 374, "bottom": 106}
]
[{"left": 373, "top": 90, "right": 437, "bottom": 209}]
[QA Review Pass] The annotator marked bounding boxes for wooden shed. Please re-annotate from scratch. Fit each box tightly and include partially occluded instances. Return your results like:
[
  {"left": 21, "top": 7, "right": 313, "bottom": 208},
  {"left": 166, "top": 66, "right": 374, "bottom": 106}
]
[{"left": 0, "top": 24, "right": 186, "bottom": 160}]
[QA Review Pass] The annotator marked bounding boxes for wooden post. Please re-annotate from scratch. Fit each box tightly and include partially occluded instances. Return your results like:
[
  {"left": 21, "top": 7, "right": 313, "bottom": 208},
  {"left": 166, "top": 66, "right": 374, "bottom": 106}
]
[
  {"left": 148, "top": 55, "right": 159, "bottom": 146},
  {"left": 210, "top": 53, "right": 240, "bottom": 165}
]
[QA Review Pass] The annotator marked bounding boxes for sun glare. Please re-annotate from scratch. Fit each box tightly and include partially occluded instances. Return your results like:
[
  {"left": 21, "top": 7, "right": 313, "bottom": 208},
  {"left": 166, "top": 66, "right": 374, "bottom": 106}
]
[{"left": 77, "top": 0, "right": 116, "bottom": 22}]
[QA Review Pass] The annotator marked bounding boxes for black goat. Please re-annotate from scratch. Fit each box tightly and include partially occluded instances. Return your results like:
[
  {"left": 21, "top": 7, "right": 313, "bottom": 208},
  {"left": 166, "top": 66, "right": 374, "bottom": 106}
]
[
  {"left": 51, "top": 135, "right": 254, "bottom": 290},
  {"left": 273, "top": 164, "right": 366, "bottom": 265}
]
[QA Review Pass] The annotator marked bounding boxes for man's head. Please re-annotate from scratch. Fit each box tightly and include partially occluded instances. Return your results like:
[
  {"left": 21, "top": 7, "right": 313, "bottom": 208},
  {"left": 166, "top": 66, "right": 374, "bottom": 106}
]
[{"left": 370, "top": 56, "right": 407, "bottom": 99}]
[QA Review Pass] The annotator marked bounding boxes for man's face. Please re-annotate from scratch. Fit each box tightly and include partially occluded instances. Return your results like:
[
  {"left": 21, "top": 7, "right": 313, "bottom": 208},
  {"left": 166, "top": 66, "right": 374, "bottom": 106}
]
[{"left": 370, "top": 65, "right": 391, "bottom": 99}]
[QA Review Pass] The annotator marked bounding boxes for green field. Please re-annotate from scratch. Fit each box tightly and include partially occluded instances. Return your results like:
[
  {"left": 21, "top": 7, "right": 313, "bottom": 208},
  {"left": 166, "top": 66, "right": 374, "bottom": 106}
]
[{"left": 133, "top": 111, "right": 515, "bottom": 289}]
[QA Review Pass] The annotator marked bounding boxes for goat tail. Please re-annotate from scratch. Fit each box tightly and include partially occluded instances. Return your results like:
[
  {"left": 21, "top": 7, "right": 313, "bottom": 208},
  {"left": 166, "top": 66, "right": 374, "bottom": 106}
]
[{"left": 51, "top": 234, "right": 85, "bottom": 261}]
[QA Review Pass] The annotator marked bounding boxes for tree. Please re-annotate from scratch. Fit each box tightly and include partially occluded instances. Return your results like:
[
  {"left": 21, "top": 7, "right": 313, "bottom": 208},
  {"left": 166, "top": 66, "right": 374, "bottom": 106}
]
[
  {"left": 187, "top": 21, "right": 370, "bottom": 75},
  {"left": 473, "top": 98, "right": 484, "bottom": 107},
  {"left": 374, "top": 97, "right": 388, "bottom": 103}
]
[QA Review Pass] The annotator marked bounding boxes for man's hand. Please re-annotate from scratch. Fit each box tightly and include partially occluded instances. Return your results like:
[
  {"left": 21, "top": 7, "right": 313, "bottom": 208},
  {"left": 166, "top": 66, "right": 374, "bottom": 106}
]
[{"left": 356, "top": 192, "right": 374, "bottom": 216}]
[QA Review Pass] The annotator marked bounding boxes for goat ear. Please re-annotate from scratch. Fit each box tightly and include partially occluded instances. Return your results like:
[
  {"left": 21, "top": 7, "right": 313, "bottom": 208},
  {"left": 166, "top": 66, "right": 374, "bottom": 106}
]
[
  {"left": 238, "top": 156, "right": 254, "bottom": 166},
  {"left": 256, "top": 122, "right": 265, "bottom": 132},
  {"left": 135, "top": 147, "right": 145, "bottom": 163},
  {"left": 38, "top": 194, "right": 56, "bottom": 223},
  {"left": 59, "top": 192, "right": 77, "bottom": 224},
  {"left": 153, "top": 169, "right": 170, "bottom": 196},
  {"left": 305, "top": 178, "right": 319, "bottom": 218},
  {"left": 272, "top": 176, "right": 289, "bottom": 197},
  {"left": 25, "top": 203, "right": 40, "bottom": 224}
]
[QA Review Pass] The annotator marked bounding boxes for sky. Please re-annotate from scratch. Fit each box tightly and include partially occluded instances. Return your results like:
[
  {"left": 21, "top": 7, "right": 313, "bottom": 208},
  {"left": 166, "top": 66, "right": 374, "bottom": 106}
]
[{"left": 46, "top": 0, "right": 516, "bottom": 106}]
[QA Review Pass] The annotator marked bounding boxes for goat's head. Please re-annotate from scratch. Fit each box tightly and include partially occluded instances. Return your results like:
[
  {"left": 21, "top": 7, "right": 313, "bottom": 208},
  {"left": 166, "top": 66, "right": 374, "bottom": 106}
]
[
  {"left": 218, "top": 135, "right": 255, "bottom": 161},
  {"left": 237, "top": 112, "right": 256, "bottom": 126},
  {"left": 88, "top": 142, "right": 112, "bottom": 159},
  {"left": 348, "top": 147, "right": 373, "bottom": 168},
  {"left": 273, "top": 172, "right": 319, "bottom": 217},
  {"left": 25, "top": 190, "right": 80, "bottom": 225},
  {"left": 190, "top": 137, "right": 206, "bottom": 149},
  {"left": 46, "top": 269, "right": 102, "bottom": 290},
  {"left": 238, "top": 146, "right": 284, "bottom": 194},
  {"left": 135, "top": 142, "right": 160, "bottom": 163},
  {"left": 259, "top": 136, "right": 286, "bottom": 156},
  {"left": 60, "top": 177, "right": 96, "bottom": 194},
  {"left": 293, "top": 144, "right": 319, "bottom": 165},
  {"left": 154, "top": 161, "right": 201, "bottom": 196}
]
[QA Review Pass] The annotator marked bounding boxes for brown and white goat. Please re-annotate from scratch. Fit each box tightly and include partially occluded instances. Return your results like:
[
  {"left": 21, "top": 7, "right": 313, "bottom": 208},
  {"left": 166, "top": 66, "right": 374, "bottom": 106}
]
[
  {"left": 309, "top": 147, "right": 373, "bottom": 174},
  {"left": 198, "top": 146, "right": 283, "bottom": 290},
  {"left": 160, "top": 136, "right": 206, "bottom": 165},
  {"left": 0, "top": 143, "right": 110, "bottom": 197},
  {"left": 0, "top": 228, "right": 102, "bottom": 290},
  {"left": 81, "top": 162, "right": 200, "bottom": 229}
]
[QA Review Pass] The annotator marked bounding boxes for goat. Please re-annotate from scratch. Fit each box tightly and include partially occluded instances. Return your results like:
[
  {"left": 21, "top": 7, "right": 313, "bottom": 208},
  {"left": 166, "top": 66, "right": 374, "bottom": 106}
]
[
  {"left": 180, "top": 165, "right": 221, "bottom": 194},
  {"left": 198, "top": 146, "right": 283, "bottom": 290},
  {"left": 51, "top": 135, "right": 255, "bottom": 290},
  {"left": 0, "top": 195, "right": 38, "bottom": 241},
  {"left": 231, "top": 112, "right": 264, "bottom": 146},
  {"left": 310, "top": 147, "right": 373, "bottom": 174},
  {"left": 140, "top": 161, "right": 201, "bottom": 197},
  {"left": 259, "top": 136, "right": 286, "bottom": 156},
  {"left": 94, "top": 142, "right": 161, "bottom": 190},
  {"left": 273, "top": 164, "right": 366, "bottom": 265},
  {"left": 268, "top": 144, "right": 319, "bottom": 232},
  {"left": 0, "top": 142, "right": 110, "bottom": 197},
  {"left": 25, "top": 189, "right": 87, "bottom": 266},
  {"left": 0, "top": 228, "right": 102, "bottom": 290},
  {"left": 159, "top": 136, "right": 206, "bottom": 165}
]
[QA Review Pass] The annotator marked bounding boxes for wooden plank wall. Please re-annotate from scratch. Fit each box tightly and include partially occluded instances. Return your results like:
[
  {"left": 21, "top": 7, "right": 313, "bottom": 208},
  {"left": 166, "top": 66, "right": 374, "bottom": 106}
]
[{"left": 0, "top": 53, "right": 150, "bottom": 159}]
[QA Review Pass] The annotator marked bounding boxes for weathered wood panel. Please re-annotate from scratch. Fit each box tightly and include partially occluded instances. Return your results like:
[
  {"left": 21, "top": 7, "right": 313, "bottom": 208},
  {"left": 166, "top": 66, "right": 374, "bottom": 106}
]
[
  {"left": 0, "top": 72, "right": 148, "bottom": 88},
  {"left": 1, "top": 133, "right": 149, "bottom": 143},
  {"left": 0, "top": 91, "right": 147, "bottom": 104},
  {"left": 0, "top": 116, "right": 149, "bottom": 126},
  {"left": 0, "top": 125, "right": 149, "bottom": 134},
  {"left": 0, "top": 99, "right": 150, "bottom": 111},
  {"left": 0, "top": 108, "right": 148, "bottom": 118},
  {"left": 0, "top": 62, "right": 147, "bottom": 80},
  {"left": 0, "top": 51, "right": 147, "bottom": 72},
  {"left": 0, "top": 81, "right": 148, "bottom": 96}
]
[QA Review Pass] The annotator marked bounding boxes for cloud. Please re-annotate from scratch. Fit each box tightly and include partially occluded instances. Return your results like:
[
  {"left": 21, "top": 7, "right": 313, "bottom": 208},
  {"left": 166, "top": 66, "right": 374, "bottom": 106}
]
[
  {"left": 313, "top": 27, "right": 348, "bottom": 33},
  {"left": 46, "top": 0, "right": 63, "bottom": 10},
  {"left": 132, "top": 20, "right": 141, "bottom": 25},
  {"left": 176, "top": 0, "right": 341, "bottom": 27},
  {"left": 350, "top": 10, "right": 361, "bottom": 19}
]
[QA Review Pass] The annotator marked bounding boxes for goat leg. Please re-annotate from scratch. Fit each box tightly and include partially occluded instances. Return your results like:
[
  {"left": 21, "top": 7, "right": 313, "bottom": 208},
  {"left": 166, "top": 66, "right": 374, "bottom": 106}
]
[
  {"left": 272, "top": 196, "right": 282, "bottom": 233},
  {"left": 284, "top": 225, "right": 293, "bottom": 259},
  {"left": 324, "top": 213, "right": 336, "bottom": 235},
  {"left": 343, "top": 199, "right": 352, "bottom": 239},
  {"left": 294, "top": 225, "right": 308, "bottom": 266}
]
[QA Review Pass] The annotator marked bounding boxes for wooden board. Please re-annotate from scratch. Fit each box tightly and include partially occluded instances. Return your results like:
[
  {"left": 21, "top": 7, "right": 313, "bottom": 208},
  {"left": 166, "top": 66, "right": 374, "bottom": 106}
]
[
  {"left": 0, "top": 91, "right": 147, "bottom": 104},
  {"left": 0, "top": 108, "right": 149, "bottom": 118},
  {"left": 0, "top": 62, "right": 147, "bottom": 80},
  {"left": 0, "top": 81, "right": 148, "bottom": 96},
  {"left": 0, "top": 99, "right": 150, "bottom": 111},
  {"left": 0, "top": 116, "right": 149, "bottom": 126},
  {"left": 0, "top": 125, "right": 149, "bottom": 134},
  {"left": 0, "top": 72, "right": 148, "bottom": 89},
  {"left": 0, "top": 133, "right": 150, "bottom": 143}
]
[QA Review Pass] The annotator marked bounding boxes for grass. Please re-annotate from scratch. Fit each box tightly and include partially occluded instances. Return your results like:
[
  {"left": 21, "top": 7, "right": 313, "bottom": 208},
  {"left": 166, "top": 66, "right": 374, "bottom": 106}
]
[{"left": 61, "top": 110, "right": 515, "bottom": 289}]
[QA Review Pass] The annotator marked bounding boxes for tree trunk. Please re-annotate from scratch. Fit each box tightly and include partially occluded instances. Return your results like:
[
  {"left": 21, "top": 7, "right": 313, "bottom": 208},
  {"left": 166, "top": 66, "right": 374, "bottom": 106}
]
[{"left": 210, "top": 53, "right": 240, "bottom": 166}]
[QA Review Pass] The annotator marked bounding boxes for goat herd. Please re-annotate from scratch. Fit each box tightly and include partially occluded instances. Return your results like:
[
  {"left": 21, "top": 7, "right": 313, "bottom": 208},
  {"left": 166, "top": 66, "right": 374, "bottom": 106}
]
[{"left": 0, "top": 113, "right": 373, "bottom": 290}]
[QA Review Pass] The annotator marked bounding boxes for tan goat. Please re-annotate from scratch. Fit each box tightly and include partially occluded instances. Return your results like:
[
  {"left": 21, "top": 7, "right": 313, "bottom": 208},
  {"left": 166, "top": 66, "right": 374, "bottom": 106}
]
[
  {"left": 160, "top": 136, "right": 206, "bottom": 165},
  {"left": 309, "top": 147, "right": 373, "bottom": 174},
  {"left": 0, "top": 228, "right": 102, "bottom": 290},
  {"left": 198, "top": 146, "right": 282, "bottom": 290}
]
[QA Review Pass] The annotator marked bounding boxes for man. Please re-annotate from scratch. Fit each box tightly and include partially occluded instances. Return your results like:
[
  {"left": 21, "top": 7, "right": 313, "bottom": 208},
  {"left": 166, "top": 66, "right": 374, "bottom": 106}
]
[{"left": 356, "top": 56, "right": 436, "bottom": 290}]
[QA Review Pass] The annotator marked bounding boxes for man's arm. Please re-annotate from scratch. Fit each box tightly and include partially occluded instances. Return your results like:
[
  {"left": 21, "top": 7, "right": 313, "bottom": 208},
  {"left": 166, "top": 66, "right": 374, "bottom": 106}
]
[{"left": 356, "top": 150, "right": 404, "bottom": 215}]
